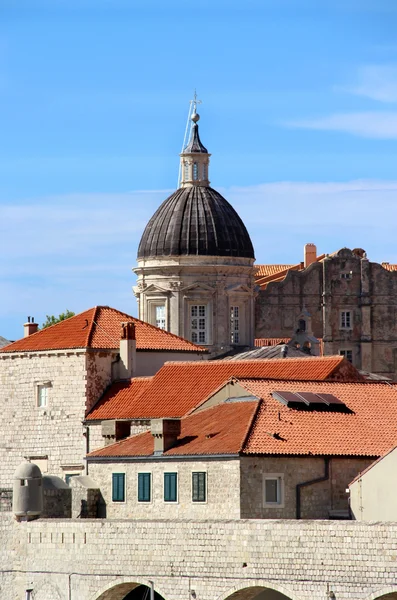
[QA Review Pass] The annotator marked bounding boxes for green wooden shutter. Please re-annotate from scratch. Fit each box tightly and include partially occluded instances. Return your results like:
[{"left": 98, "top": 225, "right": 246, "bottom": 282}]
[
  {"left": 164, "top": 472, "right": 177, "bottom": 502},
  {"left": 192, "top": 472, "right": 206, "bottom": 502},
  {"left": 138, "top": 473, "right": 151, "bottom": 502},
  {"left": 112, "top": 473, "right": 125, "bottom": 502}
]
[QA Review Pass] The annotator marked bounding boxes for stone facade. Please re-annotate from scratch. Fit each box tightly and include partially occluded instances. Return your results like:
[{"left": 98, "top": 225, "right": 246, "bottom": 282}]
[
  {"left": 255, "top": 248, "right": 397, "bottom": 378},
  {"left": 86, "top": 454, "right": 372, "bottom": 521},
  {"left": 134, "top": 255, "right": 255, "bottom": 356},
  {"left": 240, "top": 456, "right": 373, "bottom": 519},
  {"left": 2, "top": 515, "right": 397, "bottom": 599},
  {"left": 88, "top": 457, "right": 241, "bottom": 519}
]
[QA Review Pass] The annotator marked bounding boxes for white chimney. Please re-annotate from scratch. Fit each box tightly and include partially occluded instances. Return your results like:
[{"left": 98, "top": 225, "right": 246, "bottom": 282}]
[
  {"left": 24, "top": 316, "right": 39, "bottom": 338},
  {"left": 304, "top": 243, "right": 317, "bottom": 268},
  {"left": 118, "top": 322, "right": 136, "bottom": 379}
]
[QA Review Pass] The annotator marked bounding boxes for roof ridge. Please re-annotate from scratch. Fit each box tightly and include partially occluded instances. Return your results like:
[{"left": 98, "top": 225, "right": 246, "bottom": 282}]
[
  {"left": 239, "top": 397, "right": 263, "bottom": 453},
  {"left": 86, "top": 306, "right": 100, "bottom": 347}
]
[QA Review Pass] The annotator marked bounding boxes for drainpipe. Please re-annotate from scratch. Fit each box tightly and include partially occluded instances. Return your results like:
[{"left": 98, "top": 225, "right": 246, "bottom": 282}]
[
  {"left": 149, "top": 580, "right": 155, "bottom": 600},
  {"left": 296, "top": 457, "right": 330, "bottom": 519},
  {"left": 25, "top": 590, "right": 33, "bottom": 600}
]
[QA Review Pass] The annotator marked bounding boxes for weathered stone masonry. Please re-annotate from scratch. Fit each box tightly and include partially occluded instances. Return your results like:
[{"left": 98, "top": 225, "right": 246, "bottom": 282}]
[{"left": 1, "top": 516, "right": 397, "bottom": 600}]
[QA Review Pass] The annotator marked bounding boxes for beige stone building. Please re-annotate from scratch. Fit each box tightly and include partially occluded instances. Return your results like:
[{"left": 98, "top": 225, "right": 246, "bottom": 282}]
[
  {"left": 84, "top": 356, "right": 396, "bottom": 520},
  {"left": 0, "top": 305, "right": 206, "bottom": 487},
  {"left": 254, "top": 246, "right": 397, "bottom": 379}
]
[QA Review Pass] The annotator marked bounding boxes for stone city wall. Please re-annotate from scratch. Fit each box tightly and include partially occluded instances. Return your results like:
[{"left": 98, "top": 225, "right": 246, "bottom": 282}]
[{"left": 1, "top": 515, "right": 397, "bottom": 600}]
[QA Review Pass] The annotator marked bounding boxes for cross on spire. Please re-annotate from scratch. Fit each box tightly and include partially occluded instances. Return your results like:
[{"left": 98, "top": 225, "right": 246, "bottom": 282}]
[{"left": 191, "top": 89, "right": 202, "bottom": 115}]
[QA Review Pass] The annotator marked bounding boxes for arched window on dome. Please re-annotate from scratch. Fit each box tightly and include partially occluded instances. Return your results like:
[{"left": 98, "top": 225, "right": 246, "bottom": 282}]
[{"left": 193, "top": 162, "right": 198, "bottom": 180}]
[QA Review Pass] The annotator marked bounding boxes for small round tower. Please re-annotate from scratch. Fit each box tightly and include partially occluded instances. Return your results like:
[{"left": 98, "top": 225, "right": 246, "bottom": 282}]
[
  {"left": 134, "top": 101, "right": 255, "bottom": 356},
  {"left": 13, "top": 461, "right": 43, "bottom": 521}
]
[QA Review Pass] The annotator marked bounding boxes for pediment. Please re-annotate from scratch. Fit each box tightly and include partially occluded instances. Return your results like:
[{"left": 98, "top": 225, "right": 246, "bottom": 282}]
[
  {"left": 226, "top": 283, "right": 252, "bottom": 294},
  {"left": 143, "top": 284, "right": 170, "bottom": 295},
  {"left": 181, "top": 282, "right": 216, "bottom": 295}
]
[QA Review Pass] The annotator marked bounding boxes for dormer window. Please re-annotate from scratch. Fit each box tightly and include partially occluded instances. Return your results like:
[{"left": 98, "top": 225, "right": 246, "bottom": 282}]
[{"left": 298, "top": 319, "right": 306, "bottom": 332}]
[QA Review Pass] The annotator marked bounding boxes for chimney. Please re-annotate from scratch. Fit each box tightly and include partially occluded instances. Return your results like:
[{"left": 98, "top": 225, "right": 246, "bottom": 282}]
[
  {"left": 24, "top": 316, "right": 39, "bottom": 338},
  {"left": 151, "top": 419, "right": 181, "bottom": 455},
  {"left": 304, "top": 243, "right": 317, "bottom": 268},
  {"left": 118, "top": 322, "right": 136, "bottom": 379}
]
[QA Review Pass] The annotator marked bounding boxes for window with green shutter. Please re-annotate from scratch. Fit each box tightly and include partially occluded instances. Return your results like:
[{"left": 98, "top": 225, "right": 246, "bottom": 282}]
[
  {"left": 164, "top": 472, "right": 177, "bottom": 502},
  {"left": 138, "top": 473, "right": 151, "bottom": 502},
  {"left": 112, "top": 473, "right": 125, "bottom": 502},
  {"left": 192, "top": 472, "right": 206, "bottom": 502}
]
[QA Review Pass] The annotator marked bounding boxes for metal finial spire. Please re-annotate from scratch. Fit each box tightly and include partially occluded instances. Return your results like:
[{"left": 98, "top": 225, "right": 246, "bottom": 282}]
[{"left": 178, "top": 91, "right": 204, "bottom": 186}]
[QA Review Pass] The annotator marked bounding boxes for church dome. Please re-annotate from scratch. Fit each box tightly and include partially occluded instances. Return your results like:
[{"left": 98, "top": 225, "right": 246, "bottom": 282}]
[{"left": 137, "top": 185, "right": 255, "bottom": 259}]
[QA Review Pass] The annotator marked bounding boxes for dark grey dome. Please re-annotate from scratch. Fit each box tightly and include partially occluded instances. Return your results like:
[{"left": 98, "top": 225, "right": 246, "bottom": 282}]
[{"left": 138, "top": 186, "right": 255, "bottom": 259}]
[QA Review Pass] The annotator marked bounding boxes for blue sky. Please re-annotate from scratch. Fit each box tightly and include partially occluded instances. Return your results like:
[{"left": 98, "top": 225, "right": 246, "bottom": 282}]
[{"left": 1, "top": 0, "right": 397, "bottom": 340}]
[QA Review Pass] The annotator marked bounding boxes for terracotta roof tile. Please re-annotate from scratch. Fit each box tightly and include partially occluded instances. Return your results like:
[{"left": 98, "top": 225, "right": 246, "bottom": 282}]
[
  {"left": 254, "top": 264, "right": 295, "bottom": 278},
  {"left": 240, "top": 378, "right": 397, "bottom": 457},
  {"left": 87, "top": 356, "right": 361, "bottom": 420},
  {"left": 254, "top": 338, "right": 290, "bottom": 347},
  {"left": 88, "top": 401, "right": 259, "bottom": 458},
  {"left": 0, "top": 306, "right": 206, "bottom": 354},
  {"left": 382, "top": 263, "right": 397, "bottom": 271},
  {"left": 87, "top": 377, "right": 153, "bottom": 421}
]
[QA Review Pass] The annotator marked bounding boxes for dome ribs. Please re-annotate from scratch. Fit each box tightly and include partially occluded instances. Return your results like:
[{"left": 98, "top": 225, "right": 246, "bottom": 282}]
[{"left": 137, "top": 186, "right": 254, "bottom": 259}]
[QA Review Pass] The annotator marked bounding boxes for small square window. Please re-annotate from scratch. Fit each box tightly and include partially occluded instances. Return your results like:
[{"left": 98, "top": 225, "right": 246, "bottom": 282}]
[
  {"left": 340, "top": 272, "right": 352, "bottom": 280},
  {"left": 164, "top": 472, "right": 177, "bottom": 502},
  {"left": 192, "top": 472, "right": 206, "bottom": 502},
  {"left": 263, "top": 475, "right": 284, "bottom": 507},
  {"left": 112, "top": 473, "right": 125, "bottom": 503},
  {"left": 138, "top": 473, "right": 151, "bottom": 502}
]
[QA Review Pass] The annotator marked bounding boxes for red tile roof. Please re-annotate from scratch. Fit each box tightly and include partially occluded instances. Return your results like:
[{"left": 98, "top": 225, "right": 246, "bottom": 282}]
[
  {"left": 240, "top": 378, "right": 397, "bottom": 457},
  {"left": 254, "top": 338, "right": 290, "bottom": 347},
  {"left": 382, "top": 263, "right": 397, "bottom": 271},
  {"left": 87, "top": 377, "right": 153, "bottom": 421},
  {"left": 89, "top": 377, "right": 397, "bottom": 459},
  {"left": 254, "top": 264, "right": 295, "bottom": 278},
  {"left": 85, "top": 356, "right": 362, "bottom": 420},
  {"left": 88, "top": 401, "right": 259, "bottom": 458},
  {"left": 0, "top": 306, "right": 206, "bottom": 354}
]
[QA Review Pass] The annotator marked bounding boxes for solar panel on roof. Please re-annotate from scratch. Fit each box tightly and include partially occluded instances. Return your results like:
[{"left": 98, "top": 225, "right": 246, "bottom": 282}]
[
  {"left": 271, "top": 390, "right": 349, "bottom": 412},
  {"left": 272, "top": 391, "right": 307, "bottom": 405},
  {"left": 315, "top": 393, "right": 345, "bottom": 406}
]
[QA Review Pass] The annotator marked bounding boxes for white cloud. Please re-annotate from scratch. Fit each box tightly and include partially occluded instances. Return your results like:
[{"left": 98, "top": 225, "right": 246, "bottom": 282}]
[
  {"left": 2, "top": 181, "right": 397, "bottom": 339},
  {"left": 345, "top": 65, "right": 397, "bottom": 103},
  {"left": 286, "top": 112, "right": 397, "bottom": 139}
]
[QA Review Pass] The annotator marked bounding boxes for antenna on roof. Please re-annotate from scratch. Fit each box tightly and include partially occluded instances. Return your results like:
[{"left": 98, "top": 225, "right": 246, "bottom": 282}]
[{"left": 178, "top": 90, "right": 202, "bottom": 187}]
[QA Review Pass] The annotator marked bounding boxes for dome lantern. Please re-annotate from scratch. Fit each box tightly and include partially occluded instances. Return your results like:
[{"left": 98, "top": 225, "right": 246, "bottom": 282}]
[{"left": 179, "top": 112, "right": 211, "bottom": 188}]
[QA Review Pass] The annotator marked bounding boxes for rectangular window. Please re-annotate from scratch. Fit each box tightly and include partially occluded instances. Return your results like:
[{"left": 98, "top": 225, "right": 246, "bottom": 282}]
[
  {"left": 340, "top": 311, "right": 352, "bottom": 329},
  {"left": 112, "top": 473, "right": 125, "bottom": 503},
  {"left": 193, "top": 162, "right": 198, "bottom": 180},
  {"left": 192, "top": 472, "right": 206, "bottom": 502},
  {"left": 340, "top": 349, "right": 353, "bottom": 363},
  {"left": 263, "top": 475, "right": 283, "bottom": 506},
  {"left": 230, "top": 306, "right": 240, "bottom": 344},
  {"left": 190, "top": 305, "right": 207, "bottom": 344},
  {"left": 155, "top": 305, "right": 166, "bottom": 330},
  {"left": 37, "top": 384, "right": 49, "bottom": 408},
  {"left": 164, "top": 472, "right": 178, "bottom": 502},
  {"left": 138, "top": 473, "right": 151, "bottom": 502},
  {"left": 340, "top": 272, "right": 352, "bottom": 280}
]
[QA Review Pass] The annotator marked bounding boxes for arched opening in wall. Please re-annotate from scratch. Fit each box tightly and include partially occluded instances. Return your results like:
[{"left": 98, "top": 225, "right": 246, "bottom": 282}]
[
  {"left": 95, "top": 582, "right": 166, "bottom": 600},
  {"left": 224, "top": 585, "right": 295, "bottom": 600}
]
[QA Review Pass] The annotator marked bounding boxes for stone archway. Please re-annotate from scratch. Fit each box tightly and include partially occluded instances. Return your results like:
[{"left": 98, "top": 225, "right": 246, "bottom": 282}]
[
  {"left": 92, "top": 580, "right": 167, "bottom": 600},
  {"left": 365, "top": 590, "right": 397, "bottom": 600},
  {"left": 216, "top": 582, "right": 302, "bottom": 600}
]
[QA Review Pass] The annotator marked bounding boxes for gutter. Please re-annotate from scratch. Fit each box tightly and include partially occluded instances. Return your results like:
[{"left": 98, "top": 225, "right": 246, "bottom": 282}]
[
  {"left": 296, "top": 457, "right": 330, "bottom": 519},
  {"left": 86, "top": 454, "right": 240, "bottom": 463}
]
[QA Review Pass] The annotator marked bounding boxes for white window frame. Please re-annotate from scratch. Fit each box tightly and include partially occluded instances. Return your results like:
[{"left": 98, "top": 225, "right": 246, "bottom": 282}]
[
  {"left": 191, "top": 470, "right": 208, "bottom": 504},
  {"left": 230, "top": 305, "right": 241, "bottom": 344},
  {"left": 147, "top": 299, "right": 168, "bottom": 331},
  {"left": 263, "top": 473, "right": 284, "bottom": 508},
  {"left": 137, "top": 471, "right": 152, "bottom": 504},
  {"left": 340, "top": 310, "right": 352, "bottom": 330},
  {"left": 163, "top": 470, "right": 179, "bottom": 504},
  {"left": 35, "top": 382, "right": 51, "bottom": 408},
  {"left": 189, "top": 303, "right": 208, "bottom": 345},
  {"left": 111, "top": 470, "right": 127, "bottom": 504}
]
